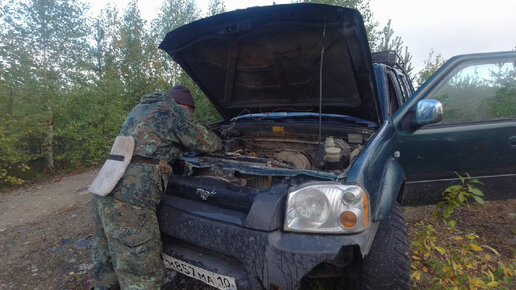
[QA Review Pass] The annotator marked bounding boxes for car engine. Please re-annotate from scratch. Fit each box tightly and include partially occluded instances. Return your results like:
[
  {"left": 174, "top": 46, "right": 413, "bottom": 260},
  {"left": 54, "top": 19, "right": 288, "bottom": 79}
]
[{"left": 174, "top": 121, "right": 373, "bottom": 190}]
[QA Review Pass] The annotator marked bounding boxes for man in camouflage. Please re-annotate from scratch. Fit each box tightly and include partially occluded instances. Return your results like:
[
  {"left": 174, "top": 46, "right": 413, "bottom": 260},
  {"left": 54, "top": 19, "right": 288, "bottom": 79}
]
[{"left": 91, "top": 85, "right": 222, "bottom": 289}]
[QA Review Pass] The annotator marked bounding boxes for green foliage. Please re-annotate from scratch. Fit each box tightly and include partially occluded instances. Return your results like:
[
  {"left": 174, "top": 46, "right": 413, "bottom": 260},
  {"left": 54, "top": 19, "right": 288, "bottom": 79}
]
[
  {"left": 487, "top": 64, "right": 516, "bottom": 119},
  {"left": 411, "top": 173, "right": 515, "bottom": 288},
  {"left": 416, "top": 49, "right": 446, "bottom": 87},
  {"left": 178, "top": 72, "right": 221, "bottom": 124},
  {"left": 375, "top": 19, "right": 413, "bottom": 75},
  {"left": 151, "top": 0, "right": 220, "bottom": 124},
  {"left": 117, "top": 0, "right": 155, "bottom": 108},
  {"left": 299, "top": 0, "right": 413, "bottom": 76},
  {"left": 0, "top": 0, "right": 90, "bottom": 184},
  {"left": 207, "top": 0, "right": 226, "bottom": 16},
  {"left": 0, "top": 121, "right": 31, "bottom": 186},
  {"left": 0, "top": 0, "right": 90, "bottom": 174},
  {"left": 0, "top": 0, "right": 224, "bottom": 186},
  {"left": 151, "top": 0, "right": 201, "bottom": 87},
  {"left": 298, "top": 0, "right": 380, "bottom": 48},
  {"left": 437, "top": 172, "right": 484, "bottom": 219},
  {"left": 430, "top": 61, "right": 515, "bottom": 125},
  {"left": 0, "top": 87, "right": 31, "bottom": 186}
]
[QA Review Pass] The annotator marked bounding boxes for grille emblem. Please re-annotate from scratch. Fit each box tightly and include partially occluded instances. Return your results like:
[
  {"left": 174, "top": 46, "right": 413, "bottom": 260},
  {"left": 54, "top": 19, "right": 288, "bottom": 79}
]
[{"left": 196, "top": 188, "right": 216, "bottom": 200}]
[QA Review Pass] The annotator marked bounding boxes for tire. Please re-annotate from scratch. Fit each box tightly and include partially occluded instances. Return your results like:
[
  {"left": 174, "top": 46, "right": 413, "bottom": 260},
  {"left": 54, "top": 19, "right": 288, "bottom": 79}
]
[{"left": 358, "top": 202, "right": 410, "bottom": 290}]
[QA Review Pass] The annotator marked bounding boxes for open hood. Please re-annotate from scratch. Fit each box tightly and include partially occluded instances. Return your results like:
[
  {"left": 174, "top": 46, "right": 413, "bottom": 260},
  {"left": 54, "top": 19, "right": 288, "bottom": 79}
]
[{"left": 159, "top": 3, "right": 380, "bottom": 124}]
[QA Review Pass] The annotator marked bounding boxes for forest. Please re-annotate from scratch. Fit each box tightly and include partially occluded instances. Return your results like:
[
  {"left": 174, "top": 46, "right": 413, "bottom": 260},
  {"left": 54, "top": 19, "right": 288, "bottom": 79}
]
[{"left": 0, "top": 0, "right": 440, "bottom": 187}]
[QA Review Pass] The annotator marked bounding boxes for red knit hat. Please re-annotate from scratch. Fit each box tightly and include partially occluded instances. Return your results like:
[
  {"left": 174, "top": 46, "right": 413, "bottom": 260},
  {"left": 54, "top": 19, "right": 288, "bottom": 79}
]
[{"left": 167, "top": 85, "right": 195, "bottom": 109}]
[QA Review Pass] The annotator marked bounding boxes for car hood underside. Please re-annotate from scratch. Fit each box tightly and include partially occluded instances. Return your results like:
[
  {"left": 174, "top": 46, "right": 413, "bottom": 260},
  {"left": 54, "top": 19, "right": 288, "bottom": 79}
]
[{"left": 159, "top": 3, "right": 380, "bottom": 124}]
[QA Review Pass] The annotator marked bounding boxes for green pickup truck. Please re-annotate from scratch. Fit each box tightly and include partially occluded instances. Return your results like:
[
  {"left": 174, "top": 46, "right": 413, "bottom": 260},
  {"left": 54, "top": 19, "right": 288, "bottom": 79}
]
[{"left": 157, "top": 3, "right": 516, "bottom": 289}]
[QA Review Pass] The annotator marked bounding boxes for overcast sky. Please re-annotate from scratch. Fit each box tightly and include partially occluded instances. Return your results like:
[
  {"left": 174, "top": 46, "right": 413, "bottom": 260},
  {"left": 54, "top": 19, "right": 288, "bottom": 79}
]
[{"left": 91, "top": 0, "right": 516, "bottom": 72}]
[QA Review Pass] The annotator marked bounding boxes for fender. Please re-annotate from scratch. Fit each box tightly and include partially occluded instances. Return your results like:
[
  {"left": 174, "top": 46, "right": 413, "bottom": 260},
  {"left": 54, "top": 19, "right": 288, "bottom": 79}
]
[
  {"left": 373, "top": 157, "right": 405, "bottom": 221},
  {"left": 346, "top": 120, "right": 403, "bottom": 221}
]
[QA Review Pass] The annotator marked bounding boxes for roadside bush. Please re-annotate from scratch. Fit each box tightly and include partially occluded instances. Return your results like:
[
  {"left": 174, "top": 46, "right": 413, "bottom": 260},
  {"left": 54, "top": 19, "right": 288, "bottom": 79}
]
[
  {"left": 437, "top": 172, "right": 484, "bottom": 219},
  {"left": 0, "top": 118, "right": 32, "bottom": 188}
]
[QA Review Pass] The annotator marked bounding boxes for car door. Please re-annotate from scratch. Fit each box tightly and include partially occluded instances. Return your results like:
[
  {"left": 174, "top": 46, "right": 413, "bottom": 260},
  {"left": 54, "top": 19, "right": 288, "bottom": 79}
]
[{"left": 394, "top": 51, "right": 516, "bottom": 205}]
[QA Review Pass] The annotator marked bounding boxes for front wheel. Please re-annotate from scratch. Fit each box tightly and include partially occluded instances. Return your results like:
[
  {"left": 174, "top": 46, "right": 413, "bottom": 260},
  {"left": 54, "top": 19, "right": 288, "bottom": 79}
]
[{"left": 358, "top": 202, "right": 410, "bottom": 290}]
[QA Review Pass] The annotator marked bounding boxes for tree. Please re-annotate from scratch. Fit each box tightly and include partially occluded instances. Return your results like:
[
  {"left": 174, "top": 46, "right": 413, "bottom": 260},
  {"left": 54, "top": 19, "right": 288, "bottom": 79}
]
[
  {"left": 298, "top": 0, "right": 414, "bottom": 74},
  {"left": 178, "top": 72, "right": 221, "bottom": 124},
  {"left": 298, "top": 0, "right": 380, "bottom": 47},
  {"left": 377, "top": 20, "right": 401, "bottom": 52},
  {"left": 375, "top": 19, "right": 413, "bottom": 76},
  {"left": 65, "top": 5, "right": 127, "bottom": 166},
  {"left": 117, "top": 0, "right": 154, "bottom": 109},
  {"left": 0, "top": 2, "right": 37, "bottom": 185},
  {"left": 0, "top": 0, "right": 89, "bottom": 174},
  {"left": 416, "top": 49, "right": 446, "bottom": 87},
  {"left": 150, "top": 0, "right": 222, "bottom": 123},
  {"left": 208, "top": 0, "right": 226, "bottom": 16},
  {"left": 487, "top": 62, "right": 516, "bottom": 119},
  {"left": 149, "top": 0, "right": 200, "bottom": 86}
]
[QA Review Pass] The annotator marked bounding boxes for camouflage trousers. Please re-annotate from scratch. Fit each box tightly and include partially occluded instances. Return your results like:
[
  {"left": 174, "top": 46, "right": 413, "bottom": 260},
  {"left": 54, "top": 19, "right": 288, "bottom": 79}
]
[{"left": 91, "top": 195, "right": 163, "bottom": 290}]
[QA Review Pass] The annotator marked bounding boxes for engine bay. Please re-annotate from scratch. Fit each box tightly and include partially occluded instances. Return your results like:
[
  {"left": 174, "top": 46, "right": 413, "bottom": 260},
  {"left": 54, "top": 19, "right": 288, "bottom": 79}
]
[{"left": 173, "top": 121, "right": 374, "bottom": 189}]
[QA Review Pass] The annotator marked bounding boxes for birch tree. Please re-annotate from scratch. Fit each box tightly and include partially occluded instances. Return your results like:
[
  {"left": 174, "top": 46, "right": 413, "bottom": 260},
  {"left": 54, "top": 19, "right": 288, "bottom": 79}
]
[{"left": 1, "top": 0, "right": 89, "bottom": 172}]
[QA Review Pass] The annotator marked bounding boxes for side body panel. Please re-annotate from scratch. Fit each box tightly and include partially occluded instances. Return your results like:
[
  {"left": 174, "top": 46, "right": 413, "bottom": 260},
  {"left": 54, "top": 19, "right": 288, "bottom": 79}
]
[
  {"left": 398, "top": 122, "right": 516, "bottom": 204},
  {"left": 394, "top": 51, "right": 516, "bottom": 204}
]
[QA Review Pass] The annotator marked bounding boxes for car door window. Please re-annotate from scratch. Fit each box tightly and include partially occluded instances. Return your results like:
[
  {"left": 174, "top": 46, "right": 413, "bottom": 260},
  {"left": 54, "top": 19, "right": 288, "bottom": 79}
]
[
  {"left": 396, "top": 73, "right": 409, "bottom": 103},
  {"left": 397, "top": 73, "right": 414, "bottom": 101},
  {"left": 426, "top": 60, "right": 516, "bottom": 125},
  {"left": 386, "top": 70, "right": 403, "bottom": 116}
]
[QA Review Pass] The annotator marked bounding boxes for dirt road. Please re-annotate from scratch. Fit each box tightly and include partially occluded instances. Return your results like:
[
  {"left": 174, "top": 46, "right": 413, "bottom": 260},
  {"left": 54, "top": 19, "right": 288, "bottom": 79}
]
[
  {"left": 0, "top": 169, "right": 97, "bottom": 289},
  {"left": 0, "top": 170, "right": 514, "bottom": 289}
]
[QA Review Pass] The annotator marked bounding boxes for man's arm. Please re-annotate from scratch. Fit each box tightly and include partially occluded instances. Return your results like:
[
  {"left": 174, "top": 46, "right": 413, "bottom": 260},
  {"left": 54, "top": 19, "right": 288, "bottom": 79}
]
[{"left": 172, "top": 107, "right": 222, "bottom": 153}]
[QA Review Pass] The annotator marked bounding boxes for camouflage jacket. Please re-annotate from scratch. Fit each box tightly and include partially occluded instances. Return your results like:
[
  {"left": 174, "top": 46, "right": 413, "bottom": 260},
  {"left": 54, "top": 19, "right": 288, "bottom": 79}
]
[
  {"left": 110, "top": 92, "right": 222, "bottom": 208},
  {"left": 121, "top": 92, "right": 222, "bottom": 162}
]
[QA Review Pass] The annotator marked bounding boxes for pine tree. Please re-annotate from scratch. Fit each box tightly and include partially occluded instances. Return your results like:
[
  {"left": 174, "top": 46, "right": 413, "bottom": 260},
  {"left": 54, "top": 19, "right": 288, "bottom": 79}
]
[{"left": 376, "top": 19, "right": 414, "bottom": 76}]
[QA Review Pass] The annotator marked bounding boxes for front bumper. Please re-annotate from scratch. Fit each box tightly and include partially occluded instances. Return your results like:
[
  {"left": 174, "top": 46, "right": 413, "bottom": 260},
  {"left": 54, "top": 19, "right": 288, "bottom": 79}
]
[{"left": 158, "top": 195, "right": 376, "bottom": 290}]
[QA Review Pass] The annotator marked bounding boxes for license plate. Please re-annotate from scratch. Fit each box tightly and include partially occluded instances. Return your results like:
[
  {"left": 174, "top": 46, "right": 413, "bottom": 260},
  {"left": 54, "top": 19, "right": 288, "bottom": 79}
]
[{"left": 163, "top": 253, "right": 238, "bottom": 290}]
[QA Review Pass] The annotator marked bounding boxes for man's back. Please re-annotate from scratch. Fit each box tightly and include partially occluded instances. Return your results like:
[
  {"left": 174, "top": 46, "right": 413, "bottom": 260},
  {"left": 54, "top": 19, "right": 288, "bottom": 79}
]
[{"left": 120, "top": 92, "right": 221, "bottom": 164}]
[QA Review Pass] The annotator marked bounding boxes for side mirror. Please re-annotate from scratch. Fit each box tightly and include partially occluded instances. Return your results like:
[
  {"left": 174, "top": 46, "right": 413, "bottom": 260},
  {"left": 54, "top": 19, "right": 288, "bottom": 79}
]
[{"left": 415, "top": 99, "right": 443, "bottom": 126}]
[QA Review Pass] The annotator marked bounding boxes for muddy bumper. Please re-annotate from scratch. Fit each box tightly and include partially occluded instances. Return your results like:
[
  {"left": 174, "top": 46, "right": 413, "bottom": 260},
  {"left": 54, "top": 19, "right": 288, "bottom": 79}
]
[{"left": 158, "top": 194, "right": 375, "bottom": 290}]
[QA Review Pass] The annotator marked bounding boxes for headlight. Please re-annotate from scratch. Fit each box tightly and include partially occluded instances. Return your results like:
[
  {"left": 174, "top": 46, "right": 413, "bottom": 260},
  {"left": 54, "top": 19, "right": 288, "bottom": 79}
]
[{"left": 284, "top": 182, "right": 370, "bottom": 233}]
